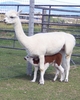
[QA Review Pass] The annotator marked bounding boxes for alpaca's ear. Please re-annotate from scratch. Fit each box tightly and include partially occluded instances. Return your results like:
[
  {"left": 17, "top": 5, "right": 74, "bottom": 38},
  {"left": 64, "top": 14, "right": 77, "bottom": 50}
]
[{"left": 17, "top": 10, "right": 22, "bottom": 16}]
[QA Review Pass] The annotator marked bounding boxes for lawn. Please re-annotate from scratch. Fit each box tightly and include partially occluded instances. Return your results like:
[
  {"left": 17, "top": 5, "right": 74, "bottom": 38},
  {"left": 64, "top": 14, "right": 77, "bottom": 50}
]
[{"left": 0, "top": 48, "right": 80, "bottom": 100}]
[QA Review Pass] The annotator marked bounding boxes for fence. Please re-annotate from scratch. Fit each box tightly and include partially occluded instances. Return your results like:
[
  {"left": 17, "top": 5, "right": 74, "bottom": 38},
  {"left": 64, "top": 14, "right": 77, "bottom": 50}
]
[{"left": 0, "top": 4, "right": 80, "bottom": 65}]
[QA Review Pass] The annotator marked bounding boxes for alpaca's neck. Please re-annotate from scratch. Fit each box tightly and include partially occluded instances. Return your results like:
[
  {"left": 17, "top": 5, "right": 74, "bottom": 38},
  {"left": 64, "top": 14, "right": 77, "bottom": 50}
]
[
  {"left": 14, "top": 18, "right": 26, "bottom": 39},
  {"left": 14, "top": 18, "right": 29, "bottom": 48}
]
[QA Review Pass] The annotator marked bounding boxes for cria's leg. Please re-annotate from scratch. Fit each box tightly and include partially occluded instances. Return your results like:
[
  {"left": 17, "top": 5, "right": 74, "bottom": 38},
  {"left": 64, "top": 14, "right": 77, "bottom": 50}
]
[
  {"left": 31, "top": 66, "right": 38, "bottom": 82},
  {"left": 39, "top": 55, "right": 45, "bottom": 71},
  {"left": 58, "top": 65, "right": 64, "bottom": 82},
  {"left": 53, "top": 64, "right": 64, "bottom": 82},
  {"left": 53, "top": 68, "right": 59, "bottom": 81},
  {"left": 39, "top": 63, "right": 49, "bottom": 84}
]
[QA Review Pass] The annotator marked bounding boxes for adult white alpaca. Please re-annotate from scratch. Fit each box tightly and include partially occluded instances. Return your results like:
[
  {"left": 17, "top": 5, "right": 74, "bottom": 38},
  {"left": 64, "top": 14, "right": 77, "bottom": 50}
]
[
  {"left": 24, "top": 53, "right": 64, "bottom": 84},
  {"left": 4, "top": 10, "right": 76, "bottom": 84}
]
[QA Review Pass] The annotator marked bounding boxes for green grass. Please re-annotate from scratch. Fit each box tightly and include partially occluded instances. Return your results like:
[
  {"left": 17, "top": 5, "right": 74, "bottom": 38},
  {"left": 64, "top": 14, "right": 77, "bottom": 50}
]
[
  {"left": 71, "top": 47, "right": 80, "bottom": 64},
  {"left": 0, "top": 48, "right": 80, "bottom": 100},
  {"left": 0, "top": 48, "right": 26, "bottom": 79}
]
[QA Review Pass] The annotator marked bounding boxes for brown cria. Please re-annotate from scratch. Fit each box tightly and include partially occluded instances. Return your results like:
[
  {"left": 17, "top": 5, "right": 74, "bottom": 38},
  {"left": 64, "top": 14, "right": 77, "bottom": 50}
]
[{"left": 33, "top": 53, "right": 62, "bottom": 66}]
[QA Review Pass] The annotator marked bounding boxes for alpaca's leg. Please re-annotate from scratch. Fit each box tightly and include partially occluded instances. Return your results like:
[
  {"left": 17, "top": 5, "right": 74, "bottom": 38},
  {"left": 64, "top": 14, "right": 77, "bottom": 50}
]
[
  {"left": 39, "top": 55, "right": 45, "bottom": 71},
  {"left": 31, "top": 66, "right": 38, "bottom": 82},
  {"left": 39, "top": 63, "right": 49, "bottom": 84},
  {"left": 62, "top": 53, "right": 71, "bottom": 82},
  {"left": 61, "top": 52, "right": 66, "bottom": 81},
  {"left": 64, "top": 55, "right": 71, "bottom": 82}
]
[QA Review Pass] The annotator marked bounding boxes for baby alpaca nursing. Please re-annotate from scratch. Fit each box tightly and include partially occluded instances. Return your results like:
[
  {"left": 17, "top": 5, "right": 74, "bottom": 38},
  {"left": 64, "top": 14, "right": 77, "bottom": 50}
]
[
  {"left": 4, "top": 10, "right": 76, "bottom": 82},
  {"left": 24, "top": 53, "right": 64, "bottom": 84}
]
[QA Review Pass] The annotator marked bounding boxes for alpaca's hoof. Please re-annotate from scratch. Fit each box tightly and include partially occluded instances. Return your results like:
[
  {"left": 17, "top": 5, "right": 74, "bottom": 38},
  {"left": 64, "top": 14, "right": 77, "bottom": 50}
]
[
  {"left": 52, "top": 79, "right": 56, "bottom": 82},
  {"left": 64, "top": 79, "right": 68, "bottom": 83},
  {"left": 60, "top": 77, "right": 64, "bottom": 82},
  {"left": 39, "top": 82, "right": 44, "bottom": 85},
  {"left": 31, "top": 80, "right": 36, "bottom": 82},
  {"left": 39, "top": 80, "right": 44, "bottom": 85},
  {"left": 59, "top": 79, "right": 64, "bottom": 82},
  {"left": 52, "top": 80, "right": 56, "bottom": 82}
]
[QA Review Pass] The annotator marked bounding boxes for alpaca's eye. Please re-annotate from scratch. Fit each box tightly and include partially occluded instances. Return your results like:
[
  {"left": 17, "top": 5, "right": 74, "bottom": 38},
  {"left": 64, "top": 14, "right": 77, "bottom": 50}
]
[{"left": 10, "top": 16, "right": 14, "bottom": 19}]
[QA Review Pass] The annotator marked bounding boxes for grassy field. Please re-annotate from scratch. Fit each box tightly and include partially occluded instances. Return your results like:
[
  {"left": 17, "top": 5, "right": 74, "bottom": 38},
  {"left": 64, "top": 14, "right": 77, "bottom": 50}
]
[{"left": 0, "top": 48, "right": 80, "bottom": 100}]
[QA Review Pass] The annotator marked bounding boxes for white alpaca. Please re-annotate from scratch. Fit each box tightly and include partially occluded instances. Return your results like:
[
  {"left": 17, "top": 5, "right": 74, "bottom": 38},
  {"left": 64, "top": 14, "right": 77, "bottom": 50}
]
[
  {"left": 4, "top": 10, "right": 76, "bottom": 84},
  {"left": 24, "top": 53, "right": 64, "bottom": 84}
]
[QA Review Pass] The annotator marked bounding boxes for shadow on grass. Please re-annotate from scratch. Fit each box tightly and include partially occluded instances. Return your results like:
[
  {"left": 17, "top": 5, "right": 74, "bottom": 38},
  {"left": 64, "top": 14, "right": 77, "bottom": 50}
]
[
  {"left": 30, "top": 71, "right": 60, "bottom": 82},
  {"left": 14, "top": 71, "right": 56, "bottom": 82},
  {"left": 0, "top": 68, "right": 60, "bottom": 83}
]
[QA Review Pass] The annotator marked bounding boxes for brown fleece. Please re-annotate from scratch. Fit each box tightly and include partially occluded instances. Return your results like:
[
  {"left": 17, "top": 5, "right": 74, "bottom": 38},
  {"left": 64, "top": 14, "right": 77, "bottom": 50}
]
[{"left": 33, "top": 53, "right": 62, "bottom": 66}]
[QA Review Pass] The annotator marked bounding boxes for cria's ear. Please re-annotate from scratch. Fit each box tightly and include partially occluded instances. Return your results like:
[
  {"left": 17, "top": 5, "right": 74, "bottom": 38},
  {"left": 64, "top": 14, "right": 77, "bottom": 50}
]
[{"left": 17, "top": 10, "right": 22, "bottom": 16}]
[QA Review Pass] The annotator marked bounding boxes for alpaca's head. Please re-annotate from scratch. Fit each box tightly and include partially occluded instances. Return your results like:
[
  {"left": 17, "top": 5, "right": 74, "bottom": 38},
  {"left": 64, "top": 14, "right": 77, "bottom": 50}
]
[{"left": 4, "top": 10, "right": 21, "bottom": 24}]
